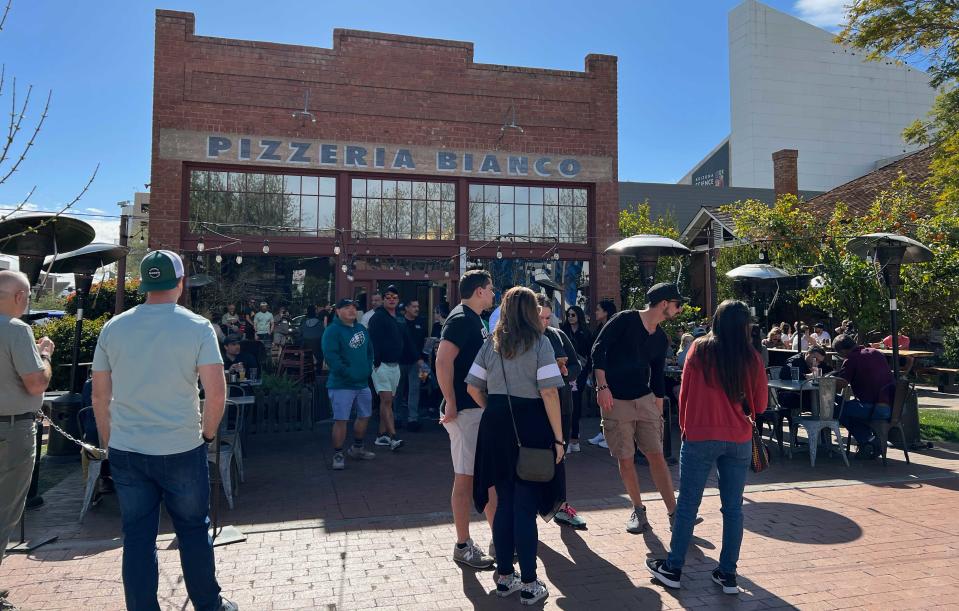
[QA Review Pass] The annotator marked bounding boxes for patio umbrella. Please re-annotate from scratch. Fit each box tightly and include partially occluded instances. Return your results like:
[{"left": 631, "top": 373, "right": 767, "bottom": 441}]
[{"left": 846, "top": 233, "right": 933, "bottom": 379}]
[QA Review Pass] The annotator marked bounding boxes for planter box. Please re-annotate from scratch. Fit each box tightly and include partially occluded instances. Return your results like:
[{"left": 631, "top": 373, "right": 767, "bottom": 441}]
[{"left": 247, "top": 387, "right": 314, "bottom": 433}]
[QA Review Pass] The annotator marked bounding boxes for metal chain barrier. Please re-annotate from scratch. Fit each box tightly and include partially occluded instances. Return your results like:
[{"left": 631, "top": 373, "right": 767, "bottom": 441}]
[{"left": 34, "top": 409, "right": 107, "bottom": 459}]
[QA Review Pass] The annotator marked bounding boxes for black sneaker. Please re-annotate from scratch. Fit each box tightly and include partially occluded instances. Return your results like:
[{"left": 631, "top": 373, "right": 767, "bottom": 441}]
[
  {"left": 712, "top": 568, "right": 739, "bottom": 594},
  {"left": 646, "top": 558, "right": 681, "bottom": 589}
]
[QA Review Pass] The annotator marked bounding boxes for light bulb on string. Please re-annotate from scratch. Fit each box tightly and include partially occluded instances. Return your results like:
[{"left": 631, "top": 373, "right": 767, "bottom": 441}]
[
  {"left": 341, "top": 264, "right": 348, "bottom": 273},
  {"left": 405, "top": 269, "right": 411, "bottom": 277},
  {"left": 236, "top": 253, "right": 243, "bottom": 265},
  {"left": 346, "top": 274, "right": 354, "bottom": 282},
  {"left": 215, "top": 253, "right": 223, "bottom": 263},
  {"left": 710, "top": 259, "right": 717, "bottom": 268},
  {"left": 262, "top": 240, "right": 270, "bottom": 254},
  {"left": 552, "top": 252, "right": 560, "bottom": 261},
  {"left": 444, "top": 270, "right": 450, "bottom": 278},
  {"left": 496, "top": 248, "right": 503, "bottom": 259},
  {"left": 197, "top": 240, "right": 205, "bottom": 252},
  {"left": 139, "top": 233, "right": 145, "bottom": 244},
  {"left": 333, "top": 242, "right": 341, "bottom": 256}
]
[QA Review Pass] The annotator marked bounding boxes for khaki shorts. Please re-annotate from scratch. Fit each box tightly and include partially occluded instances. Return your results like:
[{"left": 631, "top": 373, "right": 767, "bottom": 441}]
[
  {"left": 371, "top": 363, "right": 401, "bottom": 394},
  {"left": 602, "top": 392, "right": 664, "bottom": 459},
  {"left": 443, "top": 406, "right": 484, "bottom": 476}
]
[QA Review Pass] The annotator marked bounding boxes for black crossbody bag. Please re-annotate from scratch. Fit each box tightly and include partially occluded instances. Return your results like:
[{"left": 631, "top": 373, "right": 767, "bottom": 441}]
[{"left": 498, "top": 352, "right": 555, "bottom": 483}]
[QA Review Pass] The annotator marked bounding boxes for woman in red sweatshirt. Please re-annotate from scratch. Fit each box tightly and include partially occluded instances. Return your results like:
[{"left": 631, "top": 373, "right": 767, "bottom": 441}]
[{"left": 647, "top": 300, "right": 767, "bottom": 595}]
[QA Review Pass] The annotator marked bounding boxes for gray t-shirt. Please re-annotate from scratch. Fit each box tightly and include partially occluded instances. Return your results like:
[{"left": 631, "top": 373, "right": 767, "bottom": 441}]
[
  {"left": 0, "top": 315, "right": 45, "bottom": 416},
  {"left": 92, "top": 303, "right": 223, "bottom": 455},
  {"left": 465, "top": 335, "right": 565, "bottom": 399}
]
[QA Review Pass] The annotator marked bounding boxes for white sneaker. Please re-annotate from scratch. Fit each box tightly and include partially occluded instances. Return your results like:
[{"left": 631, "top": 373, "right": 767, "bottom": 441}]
[
  {"left": 494, "top": 572, "right": 523, "bottom": 597},
  {"left": 389, "top": 438, "right": 404, "bottom": 451},
  {"left": 346, "top": 446, "right": 376, "bottom": 460},
  {"left": 568, "top": 442, "right": 581, "bottom": 453},
  {"left": 598, "top": 439, "right": 609, "bottom": 449},
  {"left": 332, "top": 452, "right": 345, "bottom": 470},
  {"left": 588, "top": 432, "right": 605, "bottom": 445},
  {"left": 520, "top": 579, "right": 549, "bottom": 605},
  {"left": 374, "top": 435, "right": 392, "bottom": 447}
]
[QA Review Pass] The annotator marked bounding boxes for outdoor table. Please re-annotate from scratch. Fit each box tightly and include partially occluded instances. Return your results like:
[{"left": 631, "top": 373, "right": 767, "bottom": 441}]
[
  {"left": 768, "top": 347, "right": 798, "bottom": 367},
  {"left": 877, "top": 349, "right": 933, "bottom": 359}
]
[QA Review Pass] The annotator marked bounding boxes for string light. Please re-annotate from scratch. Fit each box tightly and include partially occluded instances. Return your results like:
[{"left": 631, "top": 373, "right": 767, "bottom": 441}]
[
  {"left": 197, "top": 239, "right": 205, "bottom": 252},
  {"left": 262, "top": 239, "right": 270, "bottom": 254},
  {"left": 340, "top": 264, "right": 348, "bottom": 273},
  {"left": 496, "top": 247, "right": 503, "bottom": 259},
  {"left": 333, "top": 242, "right": 341, "bottom": 256},
  {"left": 215, "top": 253, "right": 223, "bottom": 263},
  {"left": 236, "top": 253, "right": 243, "bottom": 265}
]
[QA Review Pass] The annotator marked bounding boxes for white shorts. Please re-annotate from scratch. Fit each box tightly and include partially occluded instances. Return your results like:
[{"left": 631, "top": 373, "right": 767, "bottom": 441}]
[
  {"left": 371, "top": 362, "right": 401, "bottom": 394},
  {"left": 443, "top": 407, "right": 484, "bottom": 476}
]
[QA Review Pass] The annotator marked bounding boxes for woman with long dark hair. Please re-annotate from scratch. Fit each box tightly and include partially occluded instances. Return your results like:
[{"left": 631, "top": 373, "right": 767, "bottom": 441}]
[
  {"left": 467, "top": 287, "right": 566, "bottom": 605},
  {"left": 559, "top": 305, "right": 592, "bottom": 451},
  {"left": 647, "top": 300, "right": 767, "bottom": 596}
]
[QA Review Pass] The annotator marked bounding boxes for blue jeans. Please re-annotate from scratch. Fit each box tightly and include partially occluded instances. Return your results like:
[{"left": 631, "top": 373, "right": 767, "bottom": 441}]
[
  {"left": 494, "top": 479, "right": 540, "bottom": 583},
  {"left": 109, "top": 444, "right": 222, "bottom": 611},
  {"left": 839, "top": 400, "right": 890, "bottom": 445},
  {"left": 395, "top": 364, "right": 422, "bottom": 423},
  {"left": 667, "top": 439, "right": 751, "bottom": 575}
]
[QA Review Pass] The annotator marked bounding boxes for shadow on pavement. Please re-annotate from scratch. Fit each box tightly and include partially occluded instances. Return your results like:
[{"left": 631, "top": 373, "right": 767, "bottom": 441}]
[{"left": 742, "top": 500, "right": 862, "bottom": 544}]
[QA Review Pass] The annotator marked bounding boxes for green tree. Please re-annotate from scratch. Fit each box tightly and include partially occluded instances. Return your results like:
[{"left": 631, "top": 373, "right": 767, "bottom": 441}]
[
  {"left": 64, "top": 279, "right": 144, "bottom": 319},
  {"left": 617, "top": 203, "right": 688, "bottom": 309},
  {"left": 721, "top": 180, "right": 959, "bottom": 337},
  {"left": 838, "top": 0, "right": 959, "bottom": 209}
]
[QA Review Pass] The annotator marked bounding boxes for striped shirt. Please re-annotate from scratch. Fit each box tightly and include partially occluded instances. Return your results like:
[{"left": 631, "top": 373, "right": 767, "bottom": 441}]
[{"left": 465, "top": 335, "right": 565, "bottom": 399}]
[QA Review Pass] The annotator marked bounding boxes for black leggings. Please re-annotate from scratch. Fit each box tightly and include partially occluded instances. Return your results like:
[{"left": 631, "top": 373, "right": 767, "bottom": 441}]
[
  {"left": 570, "top": 390, "right": 583, "bottom": 440},
  {"left": 494, "top": 479, "right": 540, "bottom": 582}
]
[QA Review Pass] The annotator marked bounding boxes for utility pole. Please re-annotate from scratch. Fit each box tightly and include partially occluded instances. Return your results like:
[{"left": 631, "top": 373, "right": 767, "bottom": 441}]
[{"left": 115, "top": 200, "right": 131, "bottom": 314}]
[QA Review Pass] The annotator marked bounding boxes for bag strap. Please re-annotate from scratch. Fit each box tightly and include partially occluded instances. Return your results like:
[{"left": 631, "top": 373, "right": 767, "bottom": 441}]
[{"left": 497, "top": 350, "right": 523, "bottom": 449}]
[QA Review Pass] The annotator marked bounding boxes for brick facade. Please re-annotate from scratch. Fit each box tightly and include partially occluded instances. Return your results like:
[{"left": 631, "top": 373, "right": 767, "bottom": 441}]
[{"left": 151, "top": 10, "right": 619, "bottom": 305}]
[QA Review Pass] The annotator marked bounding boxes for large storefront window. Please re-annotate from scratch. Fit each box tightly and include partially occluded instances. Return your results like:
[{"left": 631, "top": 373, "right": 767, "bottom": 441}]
[
  {"left": 468, "top": 184, "right": 587, "bottom": 244},
  {"left": 189, "top": 170, "right": 336, "bottom": 237},
  {"left": 351, "top": 178, "right": 455, "bottom": 240}
]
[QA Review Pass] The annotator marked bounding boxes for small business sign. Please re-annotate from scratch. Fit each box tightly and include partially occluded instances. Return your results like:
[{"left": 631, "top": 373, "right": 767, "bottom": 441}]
[{"left": 158, "top": 130, "right": 613, "bottom": 182}]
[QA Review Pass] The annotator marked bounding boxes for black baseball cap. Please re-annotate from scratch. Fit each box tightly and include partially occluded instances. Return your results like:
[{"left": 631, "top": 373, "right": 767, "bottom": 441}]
[
  {"left": 223, "top": 334, "right": 242, "bottom": 346},
  {"left": 646, "top": 282, "right": 688, "bottom": 305},
  {"left": 384, "top": 285, "right": 400, "bottom": 296},
  {"left": 335, "top": 298, "right": 357, "bottom": 309},
  {"left": 814, "top": 322, "right": 825, "bottom": 329}
]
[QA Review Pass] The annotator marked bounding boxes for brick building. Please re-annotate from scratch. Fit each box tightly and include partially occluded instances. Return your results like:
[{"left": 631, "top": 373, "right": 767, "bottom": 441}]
[{"left": 150, "top": 10, "right": 619, "bottom": 312}]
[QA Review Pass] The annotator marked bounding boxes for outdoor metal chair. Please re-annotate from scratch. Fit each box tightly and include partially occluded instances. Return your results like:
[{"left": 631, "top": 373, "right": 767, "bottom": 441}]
[
  {"left": 845, "top": 379, "right": 912, "bottom": 466},
  {"left": 226, "top": 384, "right": 248, "bottom": 482},
  {"left": 77, "top": 406, "right": 103, "bottom": 523},
  {"left": 758, "top": 367, "right": 795, "bottom": 457},
  {"left": 205, "top": 399, "right": 244, "bottom": 509},
  {"left": 789, "top": 378, "right": 850, "bottom": 467}
]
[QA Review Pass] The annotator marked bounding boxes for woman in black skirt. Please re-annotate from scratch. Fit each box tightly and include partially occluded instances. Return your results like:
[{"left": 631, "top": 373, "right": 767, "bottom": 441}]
[{"left": 466, "top": 286, "right": 566, "bottom": 606}]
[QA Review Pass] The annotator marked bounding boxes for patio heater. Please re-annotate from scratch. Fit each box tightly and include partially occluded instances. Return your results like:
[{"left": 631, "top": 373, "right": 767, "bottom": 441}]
[
  {"left": 44, "top": 243, "right": 130, "bottom": 393},
  {"left": 604, "top": 234, "right": 691, "bottom": 297},
  {"left": 0, "top": 212, "right": 96, "bottom": 300},
  {"left": 725, "top": 263, "right": 790, "bottom": 332},
  {"left": 846, "top": 233, "right": 933, "bottom": 380},
  {"left": 0, "top": 213, "right": 94, "bottom": 553}
]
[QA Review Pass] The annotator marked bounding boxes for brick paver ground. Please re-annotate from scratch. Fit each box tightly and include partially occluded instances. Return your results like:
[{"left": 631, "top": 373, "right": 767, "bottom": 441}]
[{"left": 3, "top": 416, "right": 959, "bottom": 610}]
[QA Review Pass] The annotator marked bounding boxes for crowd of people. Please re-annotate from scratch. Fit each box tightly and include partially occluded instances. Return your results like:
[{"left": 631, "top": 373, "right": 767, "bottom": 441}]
[{"left": 0, "top": 248, "right": 917, "bottom": 610}]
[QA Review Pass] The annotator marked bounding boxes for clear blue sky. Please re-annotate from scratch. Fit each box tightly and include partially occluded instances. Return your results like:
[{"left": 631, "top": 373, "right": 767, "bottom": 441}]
[{"left": 0, "top": 0, "right": 842, "bottom": 242}]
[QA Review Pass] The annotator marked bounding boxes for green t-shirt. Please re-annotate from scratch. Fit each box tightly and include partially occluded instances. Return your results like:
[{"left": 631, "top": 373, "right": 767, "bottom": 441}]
[{"left": 92, "top": 303, "right": 223, "bottom": 455}]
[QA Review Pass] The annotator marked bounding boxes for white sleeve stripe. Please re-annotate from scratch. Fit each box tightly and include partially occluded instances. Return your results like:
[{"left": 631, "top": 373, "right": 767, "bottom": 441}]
[
  {"left": 537, "top": 363, "right": 562, "bottom": 380},
  {"left": 468, "top": 363, "right": 488, "bottom": 380}
]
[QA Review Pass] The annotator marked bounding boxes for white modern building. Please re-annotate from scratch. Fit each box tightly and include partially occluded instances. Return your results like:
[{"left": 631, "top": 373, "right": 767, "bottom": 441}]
[{"left": 680, "top": 0, "right": 939, "bottom": 192}]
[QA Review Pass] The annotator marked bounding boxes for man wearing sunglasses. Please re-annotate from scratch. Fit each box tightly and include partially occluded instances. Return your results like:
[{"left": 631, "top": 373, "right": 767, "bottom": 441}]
[{"left": 591, "top": 283, "right": 693, "bottom": 535}]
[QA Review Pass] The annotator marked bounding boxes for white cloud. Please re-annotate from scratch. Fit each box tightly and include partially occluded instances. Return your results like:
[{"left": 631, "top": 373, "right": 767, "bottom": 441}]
[
  {"left": 794, "top": 0, "right": 850, "bottom": 30},
  {"left": 85, "top": 207, "right": 105, "bottom": 214}
]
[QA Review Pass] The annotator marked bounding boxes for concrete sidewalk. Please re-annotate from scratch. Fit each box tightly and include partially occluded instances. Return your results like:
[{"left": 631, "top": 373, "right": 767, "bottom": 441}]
[{"left": 2, "top": 417, "right": 959, "bottom": 610}]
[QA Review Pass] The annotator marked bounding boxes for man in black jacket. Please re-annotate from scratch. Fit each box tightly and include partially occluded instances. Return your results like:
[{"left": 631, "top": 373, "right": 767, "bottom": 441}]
[
  {"left": 367, "top": 285, "right": 407, "bottom": 450},
  {"left": 397, "top": 299, "right": 428, "bottom": 432}
]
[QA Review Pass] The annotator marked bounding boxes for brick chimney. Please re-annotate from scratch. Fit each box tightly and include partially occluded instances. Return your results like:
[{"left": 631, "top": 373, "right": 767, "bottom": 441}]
[{"left": 772, "top": 149, "right": 798, "bottom": 200}]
